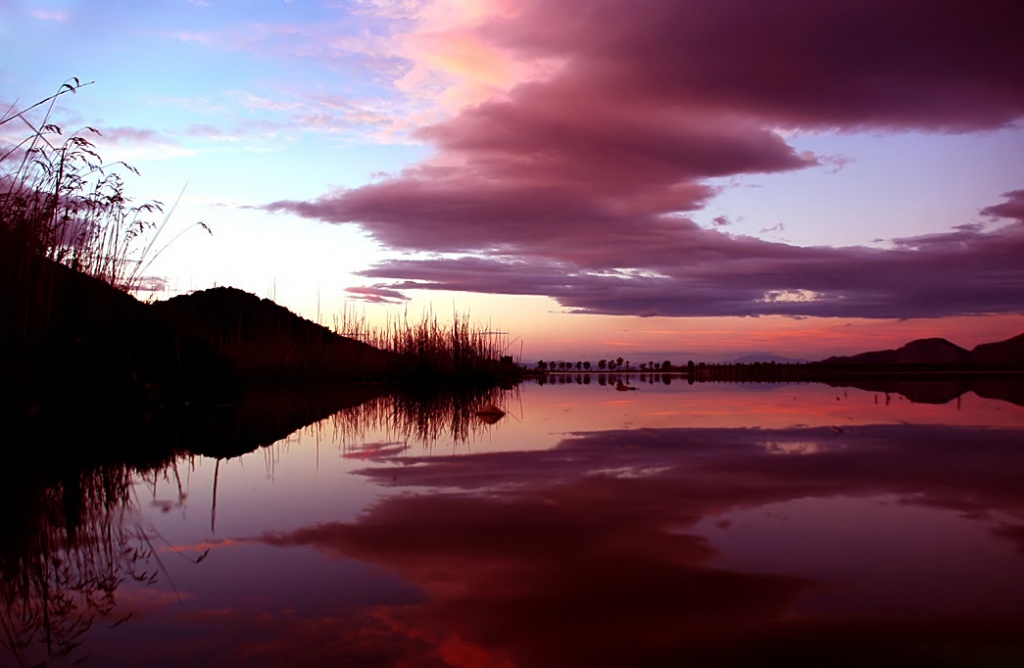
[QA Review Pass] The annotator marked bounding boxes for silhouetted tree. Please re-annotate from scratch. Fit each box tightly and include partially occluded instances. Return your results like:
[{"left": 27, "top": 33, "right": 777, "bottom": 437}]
[
  {"left": 598, "top": 359, "right": 607, "bottom": 370},
  {"left": 583, "top": 361, "right": 591, "bottom": 370}
]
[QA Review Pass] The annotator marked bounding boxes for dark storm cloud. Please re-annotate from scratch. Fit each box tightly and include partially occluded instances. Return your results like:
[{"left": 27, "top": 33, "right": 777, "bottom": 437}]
[{"left": 266, "top": 0, "right": 1024, "bottom": 318}]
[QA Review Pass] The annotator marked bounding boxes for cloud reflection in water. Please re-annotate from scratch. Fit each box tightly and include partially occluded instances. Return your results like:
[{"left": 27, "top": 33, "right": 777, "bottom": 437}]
[{"left": 259, "top": 423, "right": 1024, "bottom": 666}]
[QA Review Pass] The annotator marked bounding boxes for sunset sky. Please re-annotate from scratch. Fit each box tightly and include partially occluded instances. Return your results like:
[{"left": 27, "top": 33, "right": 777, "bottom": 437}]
[{"left": 3, "top": 0, "right": 1023, "bottom": 362}]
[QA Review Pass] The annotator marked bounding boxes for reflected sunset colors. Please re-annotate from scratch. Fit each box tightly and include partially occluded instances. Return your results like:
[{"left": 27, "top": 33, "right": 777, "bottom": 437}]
[
  {"left": 6, "top": 1, "right": 1024, "bottom": 664},
  {"left": 4, "top": 381, "right": 1022, "bottom": 667},
  {"left": 524, "top": 376, "right": 1023, "bottom": 431}
]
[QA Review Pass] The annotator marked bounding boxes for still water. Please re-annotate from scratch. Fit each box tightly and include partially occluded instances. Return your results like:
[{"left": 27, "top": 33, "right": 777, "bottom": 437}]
[{"left": 4, "top": 378, "right": 1024, "bottom": 666}]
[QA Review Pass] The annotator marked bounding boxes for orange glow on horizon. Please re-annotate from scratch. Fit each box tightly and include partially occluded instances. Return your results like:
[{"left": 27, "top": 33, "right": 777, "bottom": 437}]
[{"left": 292, "top": 290, "right": 1023, "bottom": 364}]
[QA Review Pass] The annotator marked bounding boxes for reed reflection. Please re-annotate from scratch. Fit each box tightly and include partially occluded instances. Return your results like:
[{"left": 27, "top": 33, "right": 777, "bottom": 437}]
[
  {"left": 0, "top": 387, "right": 513, "bottom": 666},
  {"left": 328, "top": 386, "right": 515, "bottom": 455},
  {"left": 0, "top": 462, "right": 158, "bottom": 666}
]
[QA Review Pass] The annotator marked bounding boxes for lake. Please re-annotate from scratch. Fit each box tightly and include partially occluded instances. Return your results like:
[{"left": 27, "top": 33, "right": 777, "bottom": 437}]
[{"left": 4, "top": 377, "right": 1024, "bottom": 667}]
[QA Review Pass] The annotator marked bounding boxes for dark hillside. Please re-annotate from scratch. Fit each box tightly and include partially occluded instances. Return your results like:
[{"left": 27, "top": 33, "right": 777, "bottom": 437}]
[
  {"left": 821, "top": 337, "right": 971, "bottom": 365},
  {"left": 149, "top": 287, "right": 397, "bottom": 381},
  {"left": 1, "top": 247, "right": 230, "bottom": 421},
  {"left": 970, "top": 332, "right": 1024, "bottom": 365}
]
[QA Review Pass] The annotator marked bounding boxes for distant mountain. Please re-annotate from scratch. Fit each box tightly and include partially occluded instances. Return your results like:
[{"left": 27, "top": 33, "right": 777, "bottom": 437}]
[
  {"left": 731, "top": 353, "right": 809, "bottom": 364},
  {"left": 970, "top": 332, "right": 1024, "bottom": 365},
  {"left": 819, "top": 333, "right": 1024, "bottom": 366},
  {"left": 821, "top": 338, "right": 970, "bottom": 365}
]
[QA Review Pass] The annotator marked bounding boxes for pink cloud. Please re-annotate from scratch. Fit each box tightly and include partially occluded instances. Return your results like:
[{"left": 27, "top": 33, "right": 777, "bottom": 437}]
[
  {"left": 266, "top": 0, "right": 1024, "bottom": 320},
  {"left": 30, "top": 9, "right": 69, "bottom": 22},
  {"left": 344, "top": 285, "right": 410, "bottom": 304},
  {"left": 271, "top": 175, "right": 713, "bottom": 259},
  {"left": 481, "top": 0, "right": 1024, "bottom": 130},
  {"left": 96, "top": 126, "right": 166, "bottom": 145},
  {"left": 416, "top": 84, "right": 817, "bottom": 184},
  {"left": 167, "top": 30, "right": 215, "bottom": 44}
]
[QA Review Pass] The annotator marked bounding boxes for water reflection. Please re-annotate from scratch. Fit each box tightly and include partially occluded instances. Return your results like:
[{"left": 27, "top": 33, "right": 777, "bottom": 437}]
[
  {"left": 540, "top": 371, "right": 1024, "bottom": 408},
  {"left": 0, "top": 386, "right": 512, "bottom": 666},
  {"left": 329, "top": 386, "right": 515, "bottom": 454},
  {"left": 3, "top": 382, "right": 1023, "bottom": 666},
  {"left": 0, "top": 464, "right": 160, "bottom": 666},
  {"left": 266, "top": 421, "right": 1024, "bottom": 666}
]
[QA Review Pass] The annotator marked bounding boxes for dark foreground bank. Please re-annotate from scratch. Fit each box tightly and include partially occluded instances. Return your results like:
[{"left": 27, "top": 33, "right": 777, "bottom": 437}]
[{"left": 1, "top": 247, "right": 522, "bottom": 438}]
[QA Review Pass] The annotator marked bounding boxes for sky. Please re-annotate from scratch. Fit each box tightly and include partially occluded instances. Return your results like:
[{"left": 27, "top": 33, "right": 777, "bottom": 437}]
[{"left": 3, "top": 0, "right": 1024, "bottom": 362}]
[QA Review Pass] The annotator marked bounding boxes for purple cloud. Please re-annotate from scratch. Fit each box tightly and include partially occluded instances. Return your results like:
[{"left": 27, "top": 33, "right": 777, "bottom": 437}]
[
  {"left": 482, "top": 0, "right": 1024, "bottom": 131},
  {"left": 344, "top": 285, "right": 410, "bottom": 304},
  {"left": 349, "top": 220, "right": 1024, "bottom": 318},
  {"left": 264, "top": 0, "right": 1024, "bottom": 319},
  {"left": 981, "top": 190, "right": 1024, "bottom": 224}
]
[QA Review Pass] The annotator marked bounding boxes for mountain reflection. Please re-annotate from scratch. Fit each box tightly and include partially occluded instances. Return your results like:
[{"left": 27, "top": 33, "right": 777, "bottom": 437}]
[
  {"left": 263, "top": 423, "right": 1024, "bottom": 666},
  {"left": 536, "top": 372, "right": 1024, "bottom": 408}
]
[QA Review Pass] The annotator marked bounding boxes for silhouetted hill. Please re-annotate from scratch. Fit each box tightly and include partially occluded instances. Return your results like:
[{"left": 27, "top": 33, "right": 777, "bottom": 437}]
[
  {"left": 1, "top": 249, "right": 230, "bottom": 421},
  {"left": 731, "top": 353, "right": 809, "bottom": 364},
  {"left": 821, "top": 338, "right": 971, "bottom": 365},
  {"left": 817, "top": 333, "right": 1024, "bottom": 368},
  {"left": 149, "top": 287, "right": 397, "bottom": 381},
  {"left": 970, "top": 332, "right": 1024, "bottom": 365},
  {"left": 1, "top": 250, "right": 398, "bottom": 441}
]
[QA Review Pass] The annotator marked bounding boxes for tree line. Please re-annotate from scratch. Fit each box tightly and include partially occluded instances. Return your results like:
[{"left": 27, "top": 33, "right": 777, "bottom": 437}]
[{"left": 534, "top": 357, "right": 678, "bottom": 372}]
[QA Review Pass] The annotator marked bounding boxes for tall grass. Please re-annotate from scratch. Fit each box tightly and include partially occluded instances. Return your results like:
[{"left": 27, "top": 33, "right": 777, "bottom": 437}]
[
  {"left": 1, "top": 81, "right": 218, "bottom": 403},
  {"left": 334, "top": 303, "right": 521, "bottom": 385},
  {"left": 0, "top": 79, "right": 166, "bottom": 292}
]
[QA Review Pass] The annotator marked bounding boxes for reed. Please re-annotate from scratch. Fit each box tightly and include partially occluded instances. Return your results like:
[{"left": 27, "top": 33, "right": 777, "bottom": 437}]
[
  {"left": 334, "top": 303, "right": 521, "bottom": 385},
  {"left": 0, "top": 79, "right": 165, "bottom": 292},
  {"left": 1, "top": 81, "right": 221, "bottom": 407},
  {"left": 2, "top": 80, "right": 154, "bottom": 390}
]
